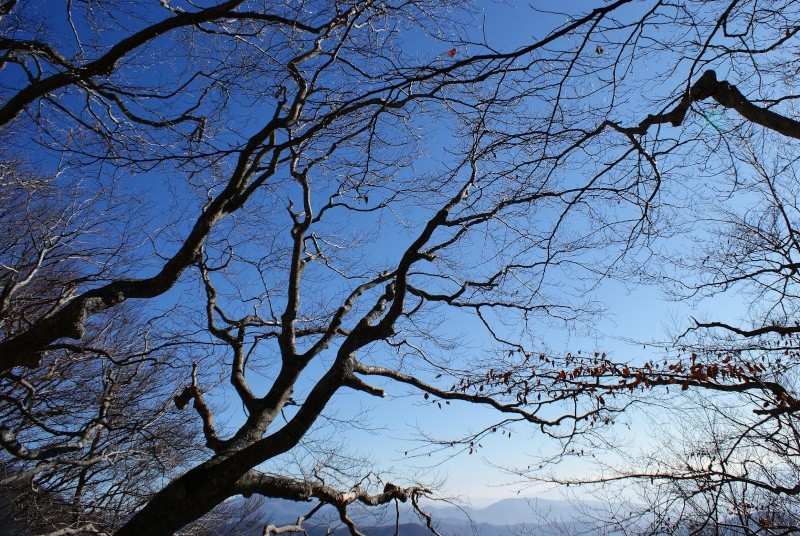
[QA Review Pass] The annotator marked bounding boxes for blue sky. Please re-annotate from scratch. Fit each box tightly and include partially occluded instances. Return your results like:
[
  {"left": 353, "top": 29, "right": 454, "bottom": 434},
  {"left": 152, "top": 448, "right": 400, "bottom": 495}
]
[
  {"left": 302, "top": 0, "right": 762, "bottom": 504},
  {"left": 241, "top": 0, "right": 662, "bottom": 503},
  {"left": 6, "top": 0, "right": 770, "bottom": 509}
]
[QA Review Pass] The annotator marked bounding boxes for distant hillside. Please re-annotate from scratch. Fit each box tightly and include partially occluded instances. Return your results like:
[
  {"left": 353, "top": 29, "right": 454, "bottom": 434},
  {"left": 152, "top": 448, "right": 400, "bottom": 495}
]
[
  {"left": 433, "top": 496, "right": 604, "bottom": 525},
  {"left": 223, "top": 496, "right": 613, "bottom": 535},
  {"left": 303, "top": 521, "right": 598, "bottom": 536}
]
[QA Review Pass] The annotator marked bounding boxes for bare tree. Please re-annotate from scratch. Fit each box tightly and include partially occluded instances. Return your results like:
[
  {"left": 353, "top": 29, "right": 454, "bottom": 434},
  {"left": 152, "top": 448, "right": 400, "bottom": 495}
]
[
  {"left": 468, "top": 1, "right": 800, "bottom": 531},
  {"left": 1, "top": 0, "right": 660, "bottom": 534},
  {"left": 0, "top": 164, "right": 204, "bottom": 534},
  {"left": 10, "top": 0, "right": 800, "bottom": 535}
]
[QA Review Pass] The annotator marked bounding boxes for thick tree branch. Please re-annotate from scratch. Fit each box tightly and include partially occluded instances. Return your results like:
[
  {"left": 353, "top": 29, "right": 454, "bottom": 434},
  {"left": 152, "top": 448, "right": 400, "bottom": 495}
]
[
  {"left": 174, "top": 363, "right": 224, "bottom": 452},
  {"left": 622, "top": 69, "right": 800, "bottom": 139},
  {"left": 0, "top": 423, "right": 102, "bottom": 461},
  {"left": 236, "top": 472, "right": 432, "bottom": 536},
  {"left": 0, "top": 0, "right": 246, "bottom": 126},
  {"left": 352, "top": 362, "right": 550, "bottom": 426},
  {"left": 685, "top": 318, "right": 800, "bottom": 338}
]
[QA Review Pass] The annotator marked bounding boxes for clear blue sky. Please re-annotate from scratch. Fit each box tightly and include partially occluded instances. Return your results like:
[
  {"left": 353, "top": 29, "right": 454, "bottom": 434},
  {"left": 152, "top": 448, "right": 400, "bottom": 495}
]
[
  {"left": 299, "top": 0, "right": 756, "bottom": 504},
  {"left": 16, "top": 0, "right": 758, "bottom": 508}
]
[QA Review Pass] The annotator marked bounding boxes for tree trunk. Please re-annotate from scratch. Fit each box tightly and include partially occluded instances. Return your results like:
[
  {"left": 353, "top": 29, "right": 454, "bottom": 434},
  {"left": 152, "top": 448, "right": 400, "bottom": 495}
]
[{"left": 115, "top": 455, "right": 244, "bottom": 536}]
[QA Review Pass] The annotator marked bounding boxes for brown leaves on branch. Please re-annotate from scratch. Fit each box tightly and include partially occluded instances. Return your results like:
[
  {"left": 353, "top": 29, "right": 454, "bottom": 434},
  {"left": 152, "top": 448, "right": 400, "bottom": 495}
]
[{"left": 450, "top": 348, "right": 790, "bottom": 417}]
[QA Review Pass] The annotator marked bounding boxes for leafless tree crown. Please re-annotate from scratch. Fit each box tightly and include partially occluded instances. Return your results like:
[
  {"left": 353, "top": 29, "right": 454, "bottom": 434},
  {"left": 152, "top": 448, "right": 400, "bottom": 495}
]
[{"left": 3, "top": 0, "right": 800, "bottom": 535}]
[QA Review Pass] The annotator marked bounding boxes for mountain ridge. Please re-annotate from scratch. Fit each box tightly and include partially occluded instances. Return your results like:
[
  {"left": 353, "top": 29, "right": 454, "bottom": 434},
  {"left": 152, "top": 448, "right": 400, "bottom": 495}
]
[{"left": 228, "top": 495, "right": 611, "bottom": 535}]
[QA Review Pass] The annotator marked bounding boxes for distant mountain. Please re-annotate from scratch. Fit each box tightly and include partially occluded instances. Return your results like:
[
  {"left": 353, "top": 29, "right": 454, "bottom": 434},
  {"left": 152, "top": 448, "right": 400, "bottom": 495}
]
[
  {"left": 434, "top": 497, "right": 600, "bottom": 525},
  {"left": 307, "top": 523, "right": 446, "bottom": 536},
  {"left": 304, "top": 520, "right": 602, "bottom": 536},
  {"left": 224, "top": 495, "right": 612, "bottom": 535}
]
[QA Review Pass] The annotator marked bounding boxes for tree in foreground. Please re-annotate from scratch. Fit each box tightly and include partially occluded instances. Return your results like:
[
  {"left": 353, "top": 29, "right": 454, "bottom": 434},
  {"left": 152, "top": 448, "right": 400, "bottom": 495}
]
[
  {"left": 4, "top": 0, "right": 800, "bottom": 535},
  {"left": 490, "top": 1, "right": 800, "bottom": 532},
  {"left": 0, "top": 164, "right": 206, "bottom": 534},
  {"left": 0, "top": 0, "right": 649, "bottom": 534}
]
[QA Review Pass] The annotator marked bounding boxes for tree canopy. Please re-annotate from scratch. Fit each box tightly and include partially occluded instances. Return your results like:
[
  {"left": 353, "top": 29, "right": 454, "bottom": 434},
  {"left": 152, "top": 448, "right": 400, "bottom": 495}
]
[{"left": 2, "top": 0, "right": 800, "bottom": 534}]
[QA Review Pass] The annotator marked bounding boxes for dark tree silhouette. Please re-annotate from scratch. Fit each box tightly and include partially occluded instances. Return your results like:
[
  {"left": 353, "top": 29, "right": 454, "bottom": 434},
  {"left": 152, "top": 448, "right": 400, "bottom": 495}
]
[{"left": 5, "top": 1, "right": 800, "bottom": 535}]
